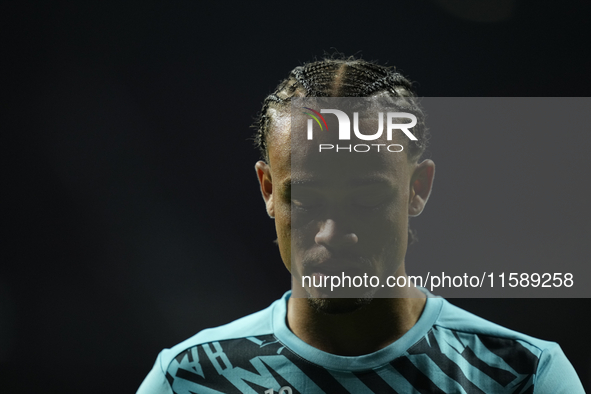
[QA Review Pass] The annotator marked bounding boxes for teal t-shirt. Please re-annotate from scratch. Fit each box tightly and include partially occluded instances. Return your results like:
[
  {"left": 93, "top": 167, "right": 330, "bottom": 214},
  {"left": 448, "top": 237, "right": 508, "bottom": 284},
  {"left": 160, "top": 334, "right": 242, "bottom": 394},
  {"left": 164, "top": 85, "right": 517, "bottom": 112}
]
[{"left": 137, "top": 291, "right": 584, "bottom": 393}]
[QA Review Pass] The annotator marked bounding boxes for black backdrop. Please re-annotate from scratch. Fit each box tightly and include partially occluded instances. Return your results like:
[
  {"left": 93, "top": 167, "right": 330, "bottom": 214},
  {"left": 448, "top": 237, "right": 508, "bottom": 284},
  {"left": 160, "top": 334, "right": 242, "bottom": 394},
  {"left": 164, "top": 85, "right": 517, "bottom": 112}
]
[{"left": 3, "top": 0, "right": 591, "bottom": 392}]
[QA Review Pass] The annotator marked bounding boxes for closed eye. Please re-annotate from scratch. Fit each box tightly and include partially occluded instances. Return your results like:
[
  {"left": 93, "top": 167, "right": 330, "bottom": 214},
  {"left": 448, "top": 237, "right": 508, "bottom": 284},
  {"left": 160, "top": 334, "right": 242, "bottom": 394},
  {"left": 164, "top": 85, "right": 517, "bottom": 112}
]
[
  {"left": 291, "top": 197, "right": 324, "bottom": 212},
  {"left": 351, "top": 188, "right": 392, "bottom": 210}
]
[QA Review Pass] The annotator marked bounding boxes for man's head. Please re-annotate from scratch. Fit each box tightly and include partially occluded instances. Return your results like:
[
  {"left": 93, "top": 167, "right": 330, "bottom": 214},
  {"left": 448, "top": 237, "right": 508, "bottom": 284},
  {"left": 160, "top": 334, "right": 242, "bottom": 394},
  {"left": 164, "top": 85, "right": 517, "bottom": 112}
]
[{"left": 254, "top": 57, "right": 435, "bottom": 312}]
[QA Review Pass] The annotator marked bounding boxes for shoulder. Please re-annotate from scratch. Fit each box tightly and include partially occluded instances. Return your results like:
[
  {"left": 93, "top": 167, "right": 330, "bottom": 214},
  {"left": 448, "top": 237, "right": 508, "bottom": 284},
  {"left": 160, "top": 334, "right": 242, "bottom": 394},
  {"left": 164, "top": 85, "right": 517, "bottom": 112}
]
[
  {"left": 435, "top": 299, "right": 556, "bottom": 349},
  {"left": 136, "top": 295, "right": 282, "bottom": 394},
  {"left": 422, "top": 299, "right": 585, "bottom": 393},
  {"left": 163, "top": 297, "right": 277, "bottom": 370}
]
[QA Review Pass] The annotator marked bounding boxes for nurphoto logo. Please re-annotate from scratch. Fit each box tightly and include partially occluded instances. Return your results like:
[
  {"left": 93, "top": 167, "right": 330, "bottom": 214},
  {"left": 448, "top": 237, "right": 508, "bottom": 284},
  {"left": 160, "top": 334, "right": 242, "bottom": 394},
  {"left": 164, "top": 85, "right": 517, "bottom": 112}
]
[{"left": 303, "top": 108, "right": 417, "bottom": 153}]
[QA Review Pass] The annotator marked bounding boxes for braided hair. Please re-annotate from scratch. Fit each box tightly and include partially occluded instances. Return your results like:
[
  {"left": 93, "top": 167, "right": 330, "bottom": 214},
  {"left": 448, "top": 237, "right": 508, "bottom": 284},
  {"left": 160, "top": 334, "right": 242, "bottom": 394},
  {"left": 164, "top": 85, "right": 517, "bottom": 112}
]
[{"left": 253, "top": 57, "right": 429, "bottom": 163}]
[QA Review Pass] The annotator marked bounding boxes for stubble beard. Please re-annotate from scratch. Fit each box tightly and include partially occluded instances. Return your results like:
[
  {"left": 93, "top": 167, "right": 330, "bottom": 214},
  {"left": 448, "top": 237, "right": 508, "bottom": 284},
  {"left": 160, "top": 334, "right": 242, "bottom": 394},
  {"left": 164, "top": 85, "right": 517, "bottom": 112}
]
[
  {"left": 305, "top": 288, "right": 377, "bottom": 315},
  {"left": 297, "top": 242, "right": 401, "bottom": 314}
]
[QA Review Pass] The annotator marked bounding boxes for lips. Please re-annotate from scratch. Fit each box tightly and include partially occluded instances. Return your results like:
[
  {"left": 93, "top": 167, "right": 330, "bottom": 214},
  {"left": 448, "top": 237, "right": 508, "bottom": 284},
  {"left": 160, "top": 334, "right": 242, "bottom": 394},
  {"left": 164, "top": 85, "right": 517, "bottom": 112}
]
[{"left": 303, "top": 259, "right": 367, "bottom": 276}]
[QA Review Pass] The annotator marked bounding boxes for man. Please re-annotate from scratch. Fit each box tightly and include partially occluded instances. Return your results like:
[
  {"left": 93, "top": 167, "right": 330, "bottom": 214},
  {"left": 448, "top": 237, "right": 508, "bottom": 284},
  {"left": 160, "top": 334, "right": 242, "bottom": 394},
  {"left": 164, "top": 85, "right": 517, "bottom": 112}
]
[{"left": 137, "top": 57, "right": 584, "bottom": 393}]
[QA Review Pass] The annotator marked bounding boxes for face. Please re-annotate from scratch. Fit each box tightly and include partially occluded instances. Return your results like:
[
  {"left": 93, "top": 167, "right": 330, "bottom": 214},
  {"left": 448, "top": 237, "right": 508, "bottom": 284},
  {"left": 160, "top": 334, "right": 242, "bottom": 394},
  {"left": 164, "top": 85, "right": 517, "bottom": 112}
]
[{"left": 256, "top": 110, "right": 434, "bottom": 312}]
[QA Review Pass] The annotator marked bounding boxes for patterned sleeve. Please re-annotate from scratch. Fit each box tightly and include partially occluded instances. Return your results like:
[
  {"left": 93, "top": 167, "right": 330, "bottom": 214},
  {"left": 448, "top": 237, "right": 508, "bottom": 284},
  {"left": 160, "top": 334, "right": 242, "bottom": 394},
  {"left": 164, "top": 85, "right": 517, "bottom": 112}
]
[{"left": 534, "top": 343, "right": 585, "bottom": 393}]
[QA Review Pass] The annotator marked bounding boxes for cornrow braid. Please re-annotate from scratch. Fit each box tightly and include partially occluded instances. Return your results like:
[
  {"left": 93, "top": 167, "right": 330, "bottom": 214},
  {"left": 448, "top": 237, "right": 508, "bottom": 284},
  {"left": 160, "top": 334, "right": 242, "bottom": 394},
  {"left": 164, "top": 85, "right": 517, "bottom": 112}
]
[{"left": 252, "top": 56, "right": 428, "bottom": 163}]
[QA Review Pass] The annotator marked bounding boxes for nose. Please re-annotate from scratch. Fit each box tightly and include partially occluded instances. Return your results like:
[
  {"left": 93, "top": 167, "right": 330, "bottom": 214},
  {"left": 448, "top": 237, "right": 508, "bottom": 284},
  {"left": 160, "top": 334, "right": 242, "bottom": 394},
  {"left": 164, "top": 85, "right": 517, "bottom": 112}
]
[{"left": 315, "top": 219, "right": 358, "bottom": 248}]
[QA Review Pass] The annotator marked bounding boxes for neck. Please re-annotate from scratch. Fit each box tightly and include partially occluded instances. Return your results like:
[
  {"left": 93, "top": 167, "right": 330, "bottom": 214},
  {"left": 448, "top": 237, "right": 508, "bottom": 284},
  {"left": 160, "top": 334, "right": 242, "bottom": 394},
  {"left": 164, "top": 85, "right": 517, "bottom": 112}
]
[{"left": 286, "top": 282, "right": 426, "bottom": 356}]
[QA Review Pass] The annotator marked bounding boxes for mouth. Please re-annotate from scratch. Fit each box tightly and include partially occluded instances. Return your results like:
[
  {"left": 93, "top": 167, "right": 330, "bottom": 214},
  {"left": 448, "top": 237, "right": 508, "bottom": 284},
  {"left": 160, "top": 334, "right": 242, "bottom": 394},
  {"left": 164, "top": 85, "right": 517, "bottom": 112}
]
[
  {"left": 293, "top": 255, "right": 382, "bottom": 299},
  {"left": 303, "top": 259, "right": 367, "bottom": 277}
]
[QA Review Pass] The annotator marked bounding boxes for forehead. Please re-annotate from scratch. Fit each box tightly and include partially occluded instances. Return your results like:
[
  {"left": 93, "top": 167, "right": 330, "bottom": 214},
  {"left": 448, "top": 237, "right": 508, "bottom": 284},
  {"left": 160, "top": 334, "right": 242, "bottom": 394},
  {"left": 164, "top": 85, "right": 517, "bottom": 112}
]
[{"left": 268, "top": 111, "right": 412, "bottom": 189}]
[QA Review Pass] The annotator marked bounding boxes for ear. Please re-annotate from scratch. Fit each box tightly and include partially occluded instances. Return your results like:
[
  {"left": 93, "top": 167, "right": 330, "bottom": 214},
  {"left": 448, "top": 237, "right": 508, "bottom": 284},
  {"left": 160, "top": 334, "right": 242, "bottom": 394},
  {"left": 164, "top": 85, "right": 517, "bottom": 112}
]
[
  {"left": 408, "top": 159, "right": 435, "bottom": 217},
  {"left": 255, "top": 161, "right": 275, "bottom": 218}
]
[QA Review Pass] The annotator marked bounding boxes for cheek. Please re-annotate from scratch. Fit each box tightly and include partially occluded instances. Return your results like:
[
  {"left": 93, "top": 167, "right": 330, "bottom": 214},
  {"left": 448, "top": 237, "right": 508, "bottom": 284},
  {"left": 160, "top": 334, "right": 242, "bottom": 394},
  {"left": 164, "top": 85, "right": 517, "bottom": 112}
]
[
  {"left": 358, "top": 199, "right": 409, "bottom": 260},
  {"left": 387, "top": 204, "right": 411, "bottom": 260},
  {"left": 362, "top": 212, "right": 406, "bottom": 249},
  {"left": 274, "top": 202, "right": 292, "bottom": 272}
]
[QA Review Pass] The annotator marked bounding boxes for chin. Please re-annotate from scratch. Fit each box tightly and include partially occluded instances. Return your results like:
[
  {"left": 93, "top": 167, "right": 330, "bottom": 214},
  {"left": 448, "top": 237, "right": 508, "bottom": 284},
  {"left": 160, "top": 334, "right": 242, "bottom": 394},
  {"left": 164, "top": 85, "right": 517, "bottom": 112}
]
[{"left": 306, "top": 296, "right": 373, "bottom": 315}]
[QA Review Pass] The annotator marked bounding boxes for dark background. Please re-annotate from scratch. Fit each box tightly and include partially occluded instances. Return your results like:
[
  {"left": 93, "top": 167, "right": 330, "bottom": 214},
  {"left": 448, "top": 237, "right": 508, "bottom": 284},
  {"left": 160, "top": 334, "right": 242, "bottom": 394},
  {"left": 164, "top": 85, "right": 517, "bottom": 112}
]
[{"left": 3, "top": 0, "right": 590, "bottom": 392}]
